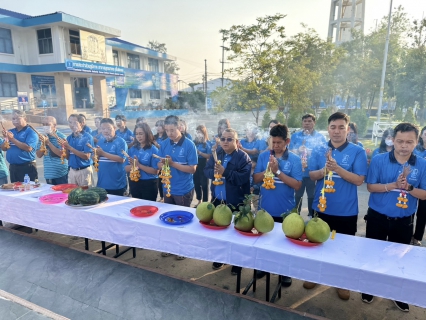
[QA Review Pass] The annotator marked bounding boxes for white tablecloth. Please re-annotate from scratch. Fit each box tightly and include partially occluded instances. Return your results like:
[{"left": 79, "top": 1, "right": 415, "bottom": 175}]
[{"left": 0, "top": 185, "right": 425, "bottom": 308}]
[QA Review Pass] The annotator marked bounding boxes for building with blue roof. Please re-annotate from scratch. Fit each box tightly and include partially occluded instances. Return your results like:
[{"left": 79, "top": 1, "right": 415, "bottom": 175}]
[{"left": 0, "top": 8, "right": 178, "bottom": 123}]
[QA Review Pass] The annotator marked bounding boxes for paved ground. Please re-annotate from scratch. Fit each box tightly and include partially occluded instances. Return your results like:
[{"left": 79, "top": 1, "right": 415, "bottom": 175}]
[{"left": 3, "top": 110, "right": 426, "bottom": 319}]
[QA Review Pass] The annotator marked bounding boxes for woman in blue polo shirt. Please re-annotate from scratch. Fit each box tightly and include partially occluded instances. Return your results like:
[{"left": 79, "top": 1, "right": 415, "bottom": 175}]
[
  {"left": 348, "top": 122, "right": 364, "bottom": 148},
  {"left": 371, "top": 128, "right": 394, "bottom": 158},
  {"left": 125, "top": 123, "right": 159, "bottom": 201},
  {"left": 154, "top": 120, "right": 167, "bottom": 201},
  {"left": 91, "top": 117, "right": 103, "bottom": 145},
  {"left": 193, "top": 125, "right": 211, "bottom": 207},
  {"left": 178, "top": 119, "right": 193, "bottom": 140}
]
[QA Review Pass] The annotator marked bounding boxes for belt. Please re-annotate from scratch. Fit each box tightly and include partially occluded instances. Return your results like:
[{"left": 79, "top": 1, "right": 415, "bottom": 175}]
[
  {"left": 70, "top": 165, "right": 90, "bottom": 171},
  {"left": 10, "top": 161, "right": 36, "bottom": 167}
]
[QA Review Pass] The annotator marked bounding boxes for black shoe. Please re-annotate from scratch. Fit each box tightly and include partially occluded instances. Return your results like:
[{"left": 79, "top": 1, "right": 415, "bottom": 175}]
[
  {"left": 280, "top": 276, "right": 292, "bottom": 287},
  {"left": 361, "top": 293, "right": 374, "bottom": 304},
  {"left": 212, "top": 262, "right": 224, "bottom": 270},
  {"left": 231, "top": 266, "right": 242, "bottom": 275},
  {"left": 394, "top": 300, "right": 409, "bottom": 312},
  {"left": 256, "top": 270, "right": 266, "bottom": 279}
]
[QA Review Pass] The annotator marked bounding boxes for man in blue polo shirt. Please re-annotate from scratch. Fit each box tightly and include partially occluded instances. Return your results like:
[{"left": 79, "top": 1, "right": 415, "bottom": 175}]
[
  {"left": 158, "top": 115, "right": 198, "bottom": 207},
  {"left": 36, "top": 116, "right": 68, "bottom": 185},
  {"left": 64, "top": 114, "right": 94, "bottom": 187},
  {"left": 307, "top": 112, "right": 367, "bottom": 300},
  {"left": 96, "top": 118, "right": 128, "bottom": 195},
  {"left": 1, "top": 110, "right": 38, "bottom": 182},
  {"left": 254, "top": 124, "right": 303, "bottom": 286},
  {"left": 361, "top": 123, "right": 426, "bottom": 312},
  {"left": 290, "top": 113, "right": 327, "bottom": 216},
  {"left": 79, "top": 114, "right": 92, "bottom": 134},
  {"left": 115, "top": 115, "right": 134, "bottom": 148}
]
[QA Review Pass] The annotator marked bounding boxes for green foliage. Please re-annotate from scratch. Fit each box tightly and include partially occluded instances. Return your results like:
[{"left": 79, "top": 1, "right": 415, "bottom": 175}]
[
  {"left": 287, "top": 109, "right": 304, "bottom": 128},
  {"left": 147, "top": 40, "right": 180, "bottom": 74},
  {"left": 349, "top": 109, "right": 368, "bottom": 136},
  {"left": 275, "top": 111, "right": 286, "bottom": 125},
  {"left": 261, "top": 110, "right": 272, "bottom": 129},
  {"left": 393, "top": 106, "right": 404, "bottom": 121},
  {"left": 404, "top": 107, "right": 416, "bottom": 124},
  {"left": 316, "top": 109, "right": 331, "bottom": 130}
]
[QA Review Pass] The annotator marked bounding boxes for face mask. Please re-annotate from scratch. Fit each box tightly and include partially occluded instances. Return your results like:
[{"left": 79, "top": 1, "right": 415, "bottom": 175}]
[
  {"left": 43, "top": 126, "right": 51, "bottom": 134},
  {"left": 385, "top": 139, "right": 393, "bottom": 147}
]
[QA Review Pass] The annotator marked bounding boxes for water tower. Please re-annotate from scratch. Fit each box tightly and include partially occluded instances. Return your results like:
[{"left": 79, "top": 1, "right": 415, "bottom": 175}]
[{"left": 328, "top": 0, "right": 365, "bottom": 44}]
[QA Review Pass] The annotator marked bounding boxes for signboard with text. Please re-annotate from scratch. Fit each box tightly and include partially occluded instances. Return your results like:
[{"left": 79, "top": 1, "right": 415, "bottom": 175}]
[{"left": 65, "top": 60, "right": 125, "bottom": 76}]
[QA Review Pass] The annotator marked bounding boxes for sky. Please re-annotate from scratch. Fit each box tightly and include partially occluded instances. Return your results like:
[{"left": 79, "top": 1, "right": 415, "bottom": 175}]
[{"left": 3, "top": 0, "right": 425, "bottom": 85}]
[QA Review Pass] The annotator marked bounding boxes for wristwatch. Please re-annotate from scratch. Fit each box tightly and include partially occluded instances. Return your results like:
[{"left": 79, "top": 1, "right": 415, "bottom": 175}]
[
  {"left": 407, "top": 184, "right": 414, "bottom": 192},
  {"left": 275, "top": 170, "right": 281, "bottom": 176}
]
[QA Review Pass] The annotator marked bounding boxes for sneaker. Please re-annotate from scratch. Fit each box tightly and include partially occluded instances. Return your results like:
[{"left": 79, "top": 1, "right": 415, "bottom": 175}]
[
  {"left": 231, "top": 266, "right": 242, "bottom": 275},
  {"left": 361, "top": 293, "right": 374, "bottom": 304},
  {"left": 336, "top": 288, "right": 350, "bottom": 300},
  {"left": 394, "top": 300, "right": 409, "bottom": 312},
  {"left": 281, "top": 276, "right": 292, "bottom": 287},
  {"left": 303, "top": 281, "right": 317, "bottom": 289},
  {"left": 212, "top": 262, "right": 224, "bottom": 270},
  {"left": 176, "top": 256, "right": 186, "bottom": 260},
  {"left": 161, "top": 252, "right": 171, "bottom": 257}
]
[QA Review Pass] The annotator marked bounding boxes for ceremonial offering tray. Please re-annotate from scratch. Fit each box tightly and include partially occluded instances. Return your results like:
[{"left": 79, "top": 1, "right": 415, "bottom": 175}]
[
  {"left": 39, "top": 193, "right": 69, "bottom": 204},
  {"left": 130, "top": 205, "right": 159, "bottom": 217},
  {"left": 1, "top": 182, "right": 40, "bottom": 191},
  {"left": 51, "top": 184, "right": 78, "bottom": 192},
  {"left": 65, "top": 197, "right": 109, "bottom": 209},
  {"left": 199, "top": 220, "right": 230, "bottom": 230},
  {"left": 234, "top": 227, "right": 263, "bottom": 237},
  {"left": 286, "top": 233, "right": 322, "bottom": 247},
  {"left": 160, "top": 211, "right": 193, "bottom": 225}
]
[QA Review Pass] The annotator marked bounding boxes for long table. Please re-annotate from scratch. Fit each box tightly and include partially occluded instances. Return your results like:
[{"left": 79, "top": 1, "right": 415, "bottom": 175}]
[{"left": 0, "top": 185, "right": 425, "bottom": 308}]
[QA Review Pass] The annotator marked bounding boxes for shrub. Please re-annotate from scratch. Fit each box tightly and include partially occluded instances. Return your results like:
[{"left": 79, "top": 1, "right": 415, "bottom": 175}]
[
  {"left": 276, "top": 111, "right": 286, "bottom": 125},
  {"left": 349, "top": 109, "right": 369, "bottom": 136},
  {"left": 261, "top": 110, "right": 272, "bottom": 129},
  {"left": 404, "top": 107, "right": 416, "bottom": 124},
  {"left": 316, "top": 108, "right": 331, "bottom": 130}
]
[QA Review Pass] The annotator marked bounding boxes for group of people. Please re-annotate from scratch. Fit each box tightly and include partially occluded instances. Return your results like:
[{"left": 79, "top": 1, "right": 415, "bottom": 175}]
[{"left": 1, "top": 109, "right": 425, "bottom": 313}]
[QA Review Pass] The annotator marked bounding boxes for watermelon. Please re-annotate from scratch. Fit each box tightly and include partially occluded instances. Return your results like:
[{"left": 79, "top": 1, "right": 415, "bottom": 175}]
[
  {"left": 89, "top": 187, "right": 108, "bottom": 202},
  {"left": 68, "top": 187, "right": 84, "bottom": 205},
  {"left": 78, "top": 191, "right": 100, "bottom": 205}
]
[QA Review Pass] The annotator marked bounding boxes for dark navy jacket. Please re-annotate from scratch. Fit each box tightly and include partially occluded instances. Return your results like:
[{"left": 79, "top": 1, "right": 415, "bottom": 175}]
[{"left": 204, "top": 147, "right": 252, "bottom": 208}]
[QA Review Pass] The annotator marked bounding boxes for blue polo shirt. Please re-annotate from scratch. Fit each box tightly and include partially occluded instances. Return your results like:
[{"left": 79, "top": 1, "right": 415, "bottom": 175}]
[
  {"left": 127, "top": 144, "right": 159, "bottom": 180},
  {"left": 0, "top": 138, "right": 8, "bottom": 179},
  {"left": 310, "top": 141, "right": 367, "bottom": 217},
  {"left": 155, "top": 134, "right": 168, "bottom": 147},
  {"left": 116, "top": 127, "right": 134, "bottom": 144},
  {"left": 414, "top": 147, "right": 426, "bottom": 159},
  {"left": 6, "top": 126, "right": 38, "bottom": 164},
  {"left": 194, "top": 141, "right": 212, "bottom": 159},
  {"left": 367, "top": 151, "right": 426, "bottom": 218},
  {"left": 240, "top": 138, "right": 267, "bottom": 161},
  {"left": 254, "top": 148, "right": 303, "bottom": 217},
  {"left": 66, "top": 132, "right": 94, "bottom": 169},
  {"left": 37, "top": 130, "right": 68, "bottom": 180},
  {"left": 289, "top": 130, "right": 327, "bottom": 178},
  {"left": 82, "top": 125, "right": 92, "bottom": 134},
  {"left": 159, "top": 136, "right": 198, "bottom": 196},
  {"left": 96, "top": 136, "right": 127, "bottom": 190},
  {"left": 214, "top": 153, "right": 231, "bottom": 201}
]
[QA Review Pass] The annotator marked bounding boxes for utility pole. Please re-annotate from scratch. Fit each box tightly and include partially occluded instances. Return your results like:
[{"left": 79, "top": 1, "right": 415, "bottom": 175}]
[
  {"left": 204, "top": 59, "right": 208, "bottom": 114},
  {"left": 220, "top": 40, "right": 225, "bottom": 87}
]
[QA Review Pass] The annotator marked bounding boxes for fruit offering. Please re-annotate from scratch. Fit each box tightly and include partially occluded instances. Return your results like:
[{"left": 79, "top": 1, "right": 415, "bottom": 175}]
[
  {"left": 282, "top": 211, "right": 305, "bottom": 239},
  {"left": 159, "top": 158, "right": 172, "bottom": 197},
  {"left": 196, "top": 202, "right": 215, "bottom": 223},
  {"left": 262, "top": 162, "right": 275, "bottom": 190},
  {"left": 234, "top": 194, "right": 255, "bottom": 232},
  {"left": 254, "top": 209, "right": 274, "bottom": 233},
  {"left": 213, "top": 203, "right": 232, "bottom": 226}
]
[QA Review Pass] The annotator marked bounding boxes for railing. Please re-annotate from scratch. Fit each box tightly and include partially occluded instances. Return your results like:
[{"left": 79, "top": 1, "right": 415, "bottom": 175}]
[{"left": 372, "top": 121, "right": 400, "bottom": 146}]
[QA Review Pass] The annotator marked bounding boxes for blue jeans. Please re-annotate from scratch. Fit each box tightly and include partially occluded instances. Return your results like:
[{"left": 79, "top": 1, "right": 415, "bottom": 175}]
[{"left": 46, "top": 174, "right": 68, "bottom": 185}]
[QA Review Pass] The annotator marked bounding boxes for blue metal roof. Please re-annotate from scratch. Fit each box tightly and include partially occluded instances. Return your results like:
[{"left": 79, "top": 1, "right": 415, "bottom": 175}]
[
  {"left": 0, "top": 8, "right": 31, "bottom": 19},
  {"left": 107, "top": 38, "right": 175, "bottom": 61},
  {"left": 108, "top": 38, "right": 151, "bottom": 50}
]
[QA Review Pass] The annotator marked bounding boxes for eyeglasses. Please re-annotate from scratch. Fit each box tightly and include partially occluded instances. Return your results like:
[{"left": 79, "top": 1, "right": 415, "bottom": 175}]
[{"left": 220, "top": 137, "right": 234, "bottom": 142}]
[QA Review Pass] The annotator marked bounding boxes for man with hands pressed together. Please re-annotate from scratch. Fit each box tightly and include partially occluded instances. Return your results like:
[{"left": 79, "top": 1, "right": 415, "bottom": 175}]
[
  {"left": 361, "top": 123, "right": 426, "bottom": 312},
  {"left": 306, "top": 112, "right": 367, "bottom": 300}
]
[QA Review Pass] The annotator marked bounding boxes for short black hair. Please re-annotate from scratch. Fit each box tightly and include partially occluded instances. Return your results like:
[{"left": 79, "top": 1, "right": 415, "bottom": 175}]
[
  {"left": 302, "top": 113, "right": 316, "bottom": 122},
  {"left": 79, "top": 114, "right": 87, "bottom": 120},
  {"left": 394, "top": 122, "right": 419, "bottom": 139},
  {"left": 164, "top": 115, "right": 179, "bottom": 126},
  {"left": 349, "top": 122, "right": 358, "bottom": 134},
  {"left": 100, "top": 118, "right": 114, "bottom": 126},
  {"left": 328, "top": 112, "right": 350, "bottom": 124},
  {"left": 69, "top": 113, "right": 85, "bottom": 125},
  {"left": 269, "top": 124, "right": 289, "bottom": 140},
  {"left": 268, "top": 120, "right": 279, "bottom": 126},
  {"left": 115, "top": 115, "right": 127, "bottom": 122}
]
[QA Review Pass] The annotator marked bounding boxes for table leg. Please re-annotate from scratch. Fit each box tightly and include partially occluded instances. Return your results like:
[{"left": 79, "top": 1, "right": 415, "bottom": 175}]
[
  {"left": 236, "top": 270, "right": 241, "bottom": 294},
  {"left": 270, "top": 275, "right": 282, "bottom": 303},
  {"left": 84, "top": 238, "right": 89, "bottom": 251},
  {"left": 266, "top": 272, "right": 271, "bottom": 302}
]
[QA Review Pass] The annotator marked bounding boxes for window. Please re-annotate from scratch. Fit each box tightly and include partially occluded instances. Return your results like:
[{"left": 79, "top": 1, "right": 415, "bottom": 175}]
[
  {"left": 113, "top": 50, "right": 120, "bottom": 66},
  {"left": 0, "top": 73, "right": 18, "bottom": 97},
  {"left": 127, "top": 53, "right": 140, "bottom": 69},
  {"left": 129, "top": 89, "right": 142, "bottom": 99},
  {"left": 69, "top": 30, "right": 81, "bottom": 55},
  {"left": 0, "top": 28, "right": 13, "bottom": 54},
  {"left": 150, "top": 90, "right": 160, "bottom": 99},
  {"left": 148, "top": 58, "right": 159, "bottom": 72},
  {"left": 37, "top": 28, "right": 53, "bottom": 54}
]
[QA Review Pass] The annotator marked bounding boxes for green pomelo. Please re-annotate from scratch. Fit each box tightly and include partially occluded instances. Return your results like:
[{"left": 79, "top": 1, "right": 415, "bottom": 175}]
[
  {"left": 234, "top": 212, "right": 254, "bottom": 232},
  {"left": 213, "top": 204, "right": 233, "bottom": 226},
  {"left": 196, "top": 202, "right": 215, "bottom": 222},
  {"left": 305, "top": 217, "right": 331, "bottom": 243},
  {"left": 282, "top": 212, "right": 305, "bottom": 239},
  {"left": 254, "top": 210, "right": 274, "bottom": 233}
]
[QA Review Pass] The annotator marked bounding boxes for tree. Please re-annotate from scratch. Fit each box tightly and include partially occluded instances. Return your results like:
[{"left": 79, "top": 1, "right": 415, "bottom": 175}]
[
  {"left": 261, "top": 110, "right": 272, "bottom": 129},
  {"left": 275, "top": 111, "right": 286, "bottom": 125},
  {"left": 404, "top": 107, "right": 416, "bottom": 123},
  {"left": 349, "top": 109, "right": 368, "bottom": 136},
  {"left": 147, "top": 40, "right": 180, "bottom": 74},
  {"left": 316, "top": 108, "right": 331, "bottom": 130}
]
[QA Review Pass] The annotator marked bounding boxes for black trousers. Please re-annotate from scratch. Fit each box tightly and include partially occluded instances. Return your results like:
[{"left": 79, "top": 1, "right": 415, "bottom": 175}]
[
  {"left": 413, "top": 199, "right": 426, "bottom": 241},
  {"left": 295, "top": 177, "right": 316, "bottom": 216},
  {"left": 9, "top": 162, "right": 38, "bottom": 183},
  {"left": 365, "top": 208, "right": 413, "bottom": 245},
  {"left": 193, "top": 157, "right": 208, "bottom": 202},
  {"left": 129, "top": 179, "right": 158, "bottom": 201},
  {"left": 316, "top": 211, "right": 358, "bottom": 236},
  {"left": 157, "top": 177, "right": 163, "bottom": 198},
  {"left": 105, "top": 187, "right": 127, "bottom": 196}
]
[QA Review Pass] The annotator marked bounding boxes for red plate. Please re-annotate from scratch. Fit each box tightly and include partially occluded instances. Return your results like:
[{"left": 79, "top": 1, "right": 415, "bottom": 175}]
[
  {"left": 199, "top": 220, "right": 230, "bottom": 230},
  {"left": 39, "top": 193, "right": 69, "bottom": 204},
  {"left": 286, "top": 233, "right": 322, "bottom": 247},
  {"left": 51, "top": 184, "right": 78, "bottom": 191},
  {"left": 234, "top": 227, "right": 263, "bottom": 237},
  {"left": 130, "top": 205, "right": 159, "bottom": 217}
]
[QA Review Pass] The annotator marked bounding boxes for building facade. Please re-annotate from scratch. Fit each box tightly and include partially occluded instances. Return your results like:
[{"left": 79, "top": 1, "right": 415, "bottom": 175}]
[{"left": 0, "top": 8, "right": 178, "bottom": 123}]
